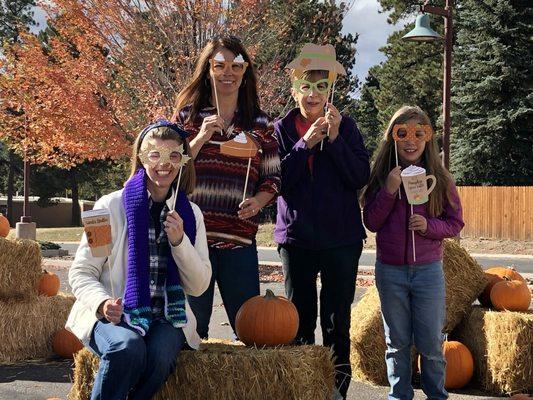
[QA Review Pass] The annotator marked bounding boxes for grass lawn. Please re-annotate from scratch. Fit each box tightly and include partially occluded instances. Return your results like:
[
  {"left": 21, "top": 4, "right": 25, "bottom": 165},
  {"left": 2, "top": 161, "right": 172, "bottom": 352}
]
[
  {"left": 8, "top": 227, "right": 84, "bottom": 243},
  {"left": 7, "top": 224, "right": 533, "bottom": 255}
]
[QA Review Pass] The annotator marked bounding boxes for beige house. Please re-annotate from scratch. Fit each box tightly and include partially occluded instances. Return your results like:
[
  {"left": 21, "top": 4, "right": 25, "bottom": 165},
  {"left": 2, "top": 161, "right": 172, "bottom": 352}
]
[{"left": 0, "top": 196, "right": 95, "bottom": 228}]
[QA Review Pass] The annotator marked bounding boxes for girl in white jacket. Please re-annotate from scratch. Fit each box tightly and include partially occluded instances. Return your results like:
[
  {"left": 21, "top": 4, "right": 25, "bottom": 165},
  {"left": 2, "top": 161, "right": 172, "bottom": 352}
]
[{"left": 67, "top": 120, "right": 211, "bottom": 400}]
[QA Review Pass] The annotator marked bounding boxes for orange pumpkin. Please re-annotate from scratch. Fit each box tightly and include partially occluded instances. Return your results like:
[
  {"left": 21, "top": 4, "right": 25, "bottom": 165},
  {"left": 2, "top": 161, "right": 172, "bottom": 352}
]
[
  {"left": 38, "top": 270, "right": 60, "bottom": 296},
  {"left": 490, "top": 277, "right": 531, "bottom": 312},
  {"left": 52, "top": 328, "right": 83, "bottom": 358},
  {"left": 0, "top": 213, "right": 10, "bottom": 237},
  {"left": 479, "top": 266, "right": 526, "bottom": 308},
  {"left": 235, "top": 289, "right": 299, "bottom": 347},
  {"left": 418, "top": 341, "right": 474, "bottom": 389}
]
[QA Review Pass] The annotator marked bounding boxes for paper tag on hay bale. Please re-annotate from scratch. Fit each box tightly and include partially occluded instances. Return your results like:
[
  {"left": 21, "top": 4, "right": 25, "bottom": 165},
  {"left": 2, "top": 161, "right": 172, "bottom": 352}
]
[{"left": 81, "top": 209, "right": 112, "bottom": 258}]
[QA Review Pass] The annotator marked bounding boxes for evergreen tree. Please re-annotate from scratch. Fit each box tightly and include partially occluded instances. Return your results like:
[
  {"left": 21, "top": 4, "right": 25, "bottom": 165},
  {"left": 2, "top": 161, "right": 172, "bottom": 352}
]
[
  {"left": 352, "top": 69, "right": 382, "bottom": 159},
  {"left": 450, "top": 0, "right": 533, "bottom": 185}
]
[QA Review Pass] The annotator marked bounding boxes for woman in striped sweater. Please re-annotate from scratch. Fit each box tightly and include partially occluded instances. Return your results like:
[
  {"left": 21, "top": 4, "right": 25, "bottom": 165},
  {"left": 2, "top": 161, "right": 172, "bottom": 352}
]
[{"left": 173, "top": 36, "right": 280, "bottom": 339}]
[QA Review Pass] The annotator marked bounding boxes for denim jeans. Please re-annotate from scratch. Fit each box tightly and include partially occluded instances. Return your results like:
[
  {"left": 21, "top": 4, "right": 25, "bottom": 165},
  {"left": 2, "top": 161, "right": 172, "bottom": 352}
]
[
  {"left": 88, "top": 319, "right": 185, "bottom": 400},
  {"left": 375, "top": 260, "right": 448, "bottom": 400},
  {"left": 279, "top": 242, "right": 363, "bottom": 399},
  {"left": 187, "top": 241, "right": 260, "bottom": 338}
]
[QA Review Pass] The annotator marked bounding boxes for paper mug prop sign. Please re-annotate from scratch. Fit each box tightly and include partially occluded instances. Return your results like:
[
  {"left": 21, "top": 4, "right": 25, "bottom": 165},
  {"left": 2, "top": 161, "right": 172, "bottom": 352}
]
[
  {"left": 401, "top": 165, "right": 437, "bottom": 205},
  {"left": 81, "top": 209, "right": 112, "bottom": 258},
  {"left": 401, "top": 165, "right": 437, "bottom": 262},
  {"left": 220, "top": 132, "right": 259, "bottom": 202}
]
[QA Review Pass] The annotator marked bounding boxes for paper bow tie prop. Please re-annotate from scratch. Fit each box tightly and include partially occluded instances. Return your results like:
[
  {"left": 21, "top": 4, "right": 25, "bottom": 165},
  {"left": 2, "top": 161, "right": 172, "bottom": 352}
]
[
  {"left": 209, "top": 52, "right": 249, "bottom": 76},
  {"left": 392, "top": 122, "right": 433, "bottom": 143},
  {"left": 139, "top": 137, "right": 191, "bottom": 169}
]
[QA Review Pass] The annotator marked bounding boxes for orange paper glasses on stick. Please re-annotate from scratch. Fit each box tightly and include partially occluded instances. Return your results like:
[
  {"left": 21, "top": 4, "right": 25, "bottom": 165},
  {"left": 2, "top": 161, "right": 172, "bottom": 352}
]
[{"left": 392, "top": 121, "right": 434, "bottom": 199}]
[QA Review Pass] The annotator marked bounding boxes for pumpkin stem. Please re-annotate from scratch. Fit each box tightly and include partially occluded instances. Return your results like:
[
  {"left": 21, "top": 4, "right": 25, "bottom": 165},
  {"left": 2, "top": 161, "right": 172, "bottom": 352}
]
[{"left": 264, "top": 289, "right": 277, "bottom": 300}]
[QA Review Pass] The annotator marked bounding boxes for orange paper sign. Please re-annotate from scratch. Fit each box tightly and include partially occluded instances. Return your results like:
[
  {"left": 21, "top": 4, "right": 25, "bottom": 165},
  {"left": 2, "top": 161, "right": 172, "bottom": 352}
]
[{"left": 220, "top": 132, "right": 258, "bottom": 158}]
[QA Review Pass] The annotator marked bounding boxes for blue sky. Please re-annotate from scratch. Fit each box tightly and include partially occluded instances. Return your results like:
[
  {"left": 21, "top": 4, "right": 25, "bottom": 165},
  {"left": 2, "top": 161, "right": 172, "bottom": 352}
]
[{"left": 31, "top": 1, "right": 403, "bottom": 88}]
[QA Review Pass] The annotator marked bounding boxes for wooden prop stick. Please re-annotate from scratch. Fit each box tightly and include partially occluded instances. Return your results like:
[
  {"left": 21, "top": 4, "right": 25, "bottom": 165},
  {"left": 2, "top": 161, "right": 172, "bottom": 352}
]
[
  {"left": 411, "top": 204, "right": 416, "bottom": 262},
  {"left": 212, "top": 76, "right": 221, "bottom": 116},
  {"left": 321, "top": 80, "right": 337, "bottom": 151},
  {"left": 242, "top": 157, "right": 252, "bottom": 202},
  {"left": 172, "top": 166, "right": 184, "bottom": 212},
  {"left": 395, "top": 141, "right": 401, "bottom": 199}
]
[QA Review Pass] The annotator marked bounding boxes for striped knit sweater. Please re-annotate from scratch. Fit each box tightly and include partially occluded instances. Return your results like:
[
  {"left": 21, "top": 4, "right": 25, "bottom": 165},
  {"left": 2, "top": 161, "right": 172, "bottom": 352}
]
[{"left": 178, "top": 106, "right": 280, "bottom": 249}]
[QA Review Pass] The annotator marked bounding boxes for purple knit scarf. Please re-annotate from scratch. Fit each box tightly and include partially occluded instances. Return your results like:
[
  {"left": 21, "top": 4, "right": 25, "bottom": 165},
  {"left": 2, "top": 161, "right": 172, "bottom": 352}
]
[{"left": 122, "top": 168, "right": 196, "bottom": 335}]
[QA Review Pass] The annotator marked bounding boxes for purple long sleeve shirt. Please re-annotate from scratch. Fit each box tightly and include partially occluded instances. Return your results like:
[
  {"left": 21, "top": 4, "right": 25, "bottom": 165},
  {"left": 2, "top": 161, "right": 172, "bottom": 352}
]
[{"left": 363, "top": 182, "right": 464, "bottom": 265}]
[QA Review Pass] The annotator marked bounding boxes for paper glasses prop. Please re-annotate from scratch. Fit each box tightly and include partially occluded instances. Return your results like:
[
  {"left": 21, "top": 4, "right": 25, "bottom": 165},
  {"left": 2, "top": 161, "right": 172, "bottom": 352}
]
[
  {"left": 220, "top": 132, "right": 259, "bottom": 202},
  {"left": 400, "top": 165, "right": 437, "bottom": 262},
  {"left": 391, "top": 121, "right": 434, "bottom": 199},
  {"left": 287, "top": 43, "right": 346, "bottom": 151},
  {"left": 139, "top": 135, "right": 192, "bottom": 211},
  {"left": 209, "top": 52, "right": 248, "bottom": 122},
  {"left": 292, "top": 78, "right": 332, "bottom": 95}
]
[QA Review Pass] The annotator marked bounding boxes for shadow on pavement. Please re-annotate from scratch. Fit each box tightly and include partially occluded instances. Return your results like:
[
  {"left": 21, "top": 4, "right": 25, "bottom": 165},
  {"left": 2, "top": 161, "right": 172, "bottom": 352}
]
[{"left": 0, "top": 358, "right": 73, "bottom": 384}]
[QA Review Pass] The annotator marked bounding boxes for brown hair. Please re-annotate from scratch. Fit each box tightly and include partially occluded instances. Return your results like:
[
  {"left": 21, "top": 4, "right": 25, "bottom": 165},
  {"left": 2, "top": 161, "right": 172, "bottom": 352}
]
[
  {"left": 129, "top": 127, "right": 196, "bottom": 194},
  {"left": 361, "top": 105, "right": 456, "bottom": 217},
  {"left": 173, "top": 36, "right": 260, "bottom": 130}
]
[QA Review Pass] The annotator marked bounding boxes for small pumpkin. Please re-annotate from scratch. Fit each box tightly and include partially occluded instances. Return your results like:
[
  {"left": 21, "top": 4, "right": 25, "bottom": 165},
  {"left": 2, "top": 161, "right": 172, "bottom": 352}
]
[
  {"left": 478, "top": 266, "right": 525, "bottom": 308},
  {"left": 490, "top": 277, "right": 531, "bottom": 312},
  {"left": 418, "top": 340, "right": 474, "bottom": 390},
  {"left": 38, "top": 270, "right": 60, "bottom": 296},
  {"left": 0, "top": 213, "right": 10, "bottom": 238},
  {"left": 235, "top": 289, "right": 299, "bottom": 347},
  {"left": 52, "top": 328, "right": 83, "bottom": 358}
]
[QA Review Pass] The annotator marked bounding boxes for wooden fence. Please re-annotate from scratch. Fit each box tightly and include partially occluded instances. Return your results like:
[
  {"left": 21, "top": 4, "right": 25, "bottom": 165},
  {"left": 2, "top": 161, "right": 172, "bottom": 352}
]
[{"left": 457, "top": 186, "right": 533, "bottom": 241}]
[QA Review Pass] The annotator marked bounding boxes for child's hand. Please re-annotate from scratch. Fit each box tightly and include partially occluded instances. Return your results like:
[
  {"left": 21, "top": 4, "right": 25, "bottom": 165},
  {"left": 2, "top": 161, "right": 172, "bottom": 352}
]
[
  {"left": 385, "top": 166, "right": 402, "bottom": 195},
  {"left": 303, "top": 117, "right": 328, "bottom": 149},
  {"left": 99, "top": 298, "right": 123, "bottom": 324},
  {"left": 325, "top": 103, "right": 341, "bottom": 142},
  {"left": 409, "top": 214, "right": 427, "bottom": 234}
]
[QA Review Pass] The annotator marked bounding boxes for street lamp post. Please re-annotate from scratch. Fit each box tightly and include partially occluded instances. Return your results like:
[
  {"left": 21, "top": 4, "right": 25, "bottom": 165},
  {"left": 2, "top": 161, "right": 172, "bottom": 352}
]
[{"left": 403, "top": 0, "right": 453, "bottom": 170}]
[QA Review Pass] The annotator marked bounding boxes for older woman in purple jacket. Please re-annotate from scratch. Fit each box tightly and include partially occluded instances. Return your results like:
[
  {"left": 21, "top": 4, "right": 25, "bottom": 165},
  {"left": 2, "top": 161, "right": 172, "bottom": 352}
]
[{"left": 274, "top": 44, "right": 370, "bottom": 400}]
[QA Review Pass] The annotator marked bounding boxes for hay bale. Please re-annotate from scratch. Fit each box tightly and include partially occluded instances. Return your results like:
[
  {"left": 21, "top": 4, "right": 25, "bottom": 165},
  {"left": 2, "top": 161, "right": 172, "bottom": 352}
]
[
  {"left": 350, "top": 240, "right": 487, "bottom": 385},
  {"left": 452, "top": 306, "right": 533, "bottom": 394},
  {"left": 0, "top": 293, "right": 75, "bottom": 363},
  {"left": 68, "top": 340, "right": 335, "bottom": 400},
  {"left": 442, "top": 240, "right": 487, "bottom": 332},
  {"left": 0, "top": 237, "right": 42, "bottom": 300},
  {"left": 350, "top": 286, "right": 388, "bottom": 385}
]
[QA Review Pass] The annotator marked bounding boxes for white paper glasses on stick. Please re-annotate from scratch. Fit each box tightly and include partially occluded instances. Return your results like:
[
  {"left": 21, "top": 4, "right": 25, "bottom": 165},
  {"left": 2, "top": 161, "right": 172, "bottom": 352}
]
[{"left": 400, "top": 165, "right": 437, "bottom": 262}]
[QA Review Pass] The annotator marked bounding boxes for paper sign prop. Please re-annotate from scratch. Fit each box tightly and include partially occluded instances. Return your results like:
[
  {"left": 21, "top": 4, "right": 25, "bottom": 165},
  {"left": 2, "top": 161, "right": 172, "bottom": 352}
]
[
  {"left": 401, "top": 165, "right": 437, "bottom": 263},
  {"left": 400, "top": 165, "right": 437, "bottom": 205},
  {"left": 220, "top": 132, "right": 258, "bottom": 158},
  {"left": 393, "top": 122, "right": 433, "bottom": 143},
  {"left": 82, "top": 209, "right": 112, "bottom": 258},
  {"left": 209, "top": 52, "right": 248, "bottom": 76},
  {"left": 139, "top": 136, "right": 191, "bottom": 170}
]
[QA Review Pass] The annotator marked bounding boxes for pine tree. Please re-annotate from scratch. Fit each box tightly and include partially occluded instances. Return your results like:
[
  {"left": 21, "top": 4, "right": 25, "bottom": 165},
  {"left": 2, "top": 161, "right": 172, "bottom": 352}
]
[{"left": 450, "top": 0, "right": 533, "bottom": 185}]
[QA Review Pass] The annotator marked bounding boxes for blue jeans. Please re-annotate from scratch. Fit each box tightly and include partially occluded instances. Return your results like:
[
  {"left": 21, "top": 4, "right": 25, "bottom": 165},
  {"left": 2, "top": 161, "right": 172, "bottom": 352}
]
[
  {"left": 375, "top": 260, "right": 448, "bottom": 400},
  {"left": 88, "top": 319, "right": 185, "bottom": 400},
  {"left": 187, "top": 241, "right": 259, "bottom": 338}
]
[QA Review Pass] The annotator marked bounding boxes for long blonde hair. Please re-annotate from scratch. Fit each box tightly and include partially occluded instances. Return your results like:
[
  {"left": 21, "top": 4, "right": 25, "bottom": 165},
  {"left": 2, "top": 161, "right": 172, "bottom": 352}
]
[
  {"left": 129, "top": 127, "right": 196, "bottom": 194},
  {"left": 361, "top": 106, "right": 456, "bottom": 217}
]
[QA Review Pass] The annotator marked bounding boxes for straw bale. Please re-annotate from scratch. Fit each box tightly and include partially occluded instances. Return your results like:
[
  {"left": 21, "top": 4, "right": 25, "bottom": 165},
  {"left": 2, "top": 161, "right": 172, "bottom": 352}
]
[
  {"left": 0, "top": 237, "right": 42, "bottom": 300},
  {"left": 68, "top": 339, "right": 335, "bottom": 400},
  {"left": 452, "top": 306, "right": 533, "bottom": 395},
  {"left": 442, "top": 240, "right": 487, "bottom": 332},
  {"left": 350, "top": 240, "right": 487, "bottom": 385},
  {"left": 0, "top": 293, "right": 75, "bottom": 363}
]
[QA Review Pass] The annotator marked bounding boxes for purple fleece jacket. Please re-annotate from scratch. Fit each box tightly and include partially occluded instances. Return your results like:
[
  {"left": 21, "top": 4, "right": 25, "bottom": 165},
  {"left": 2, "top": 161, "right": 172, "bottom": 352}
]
[{"left": 363, "top": 182, "right": 464, "bottom": 266}]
